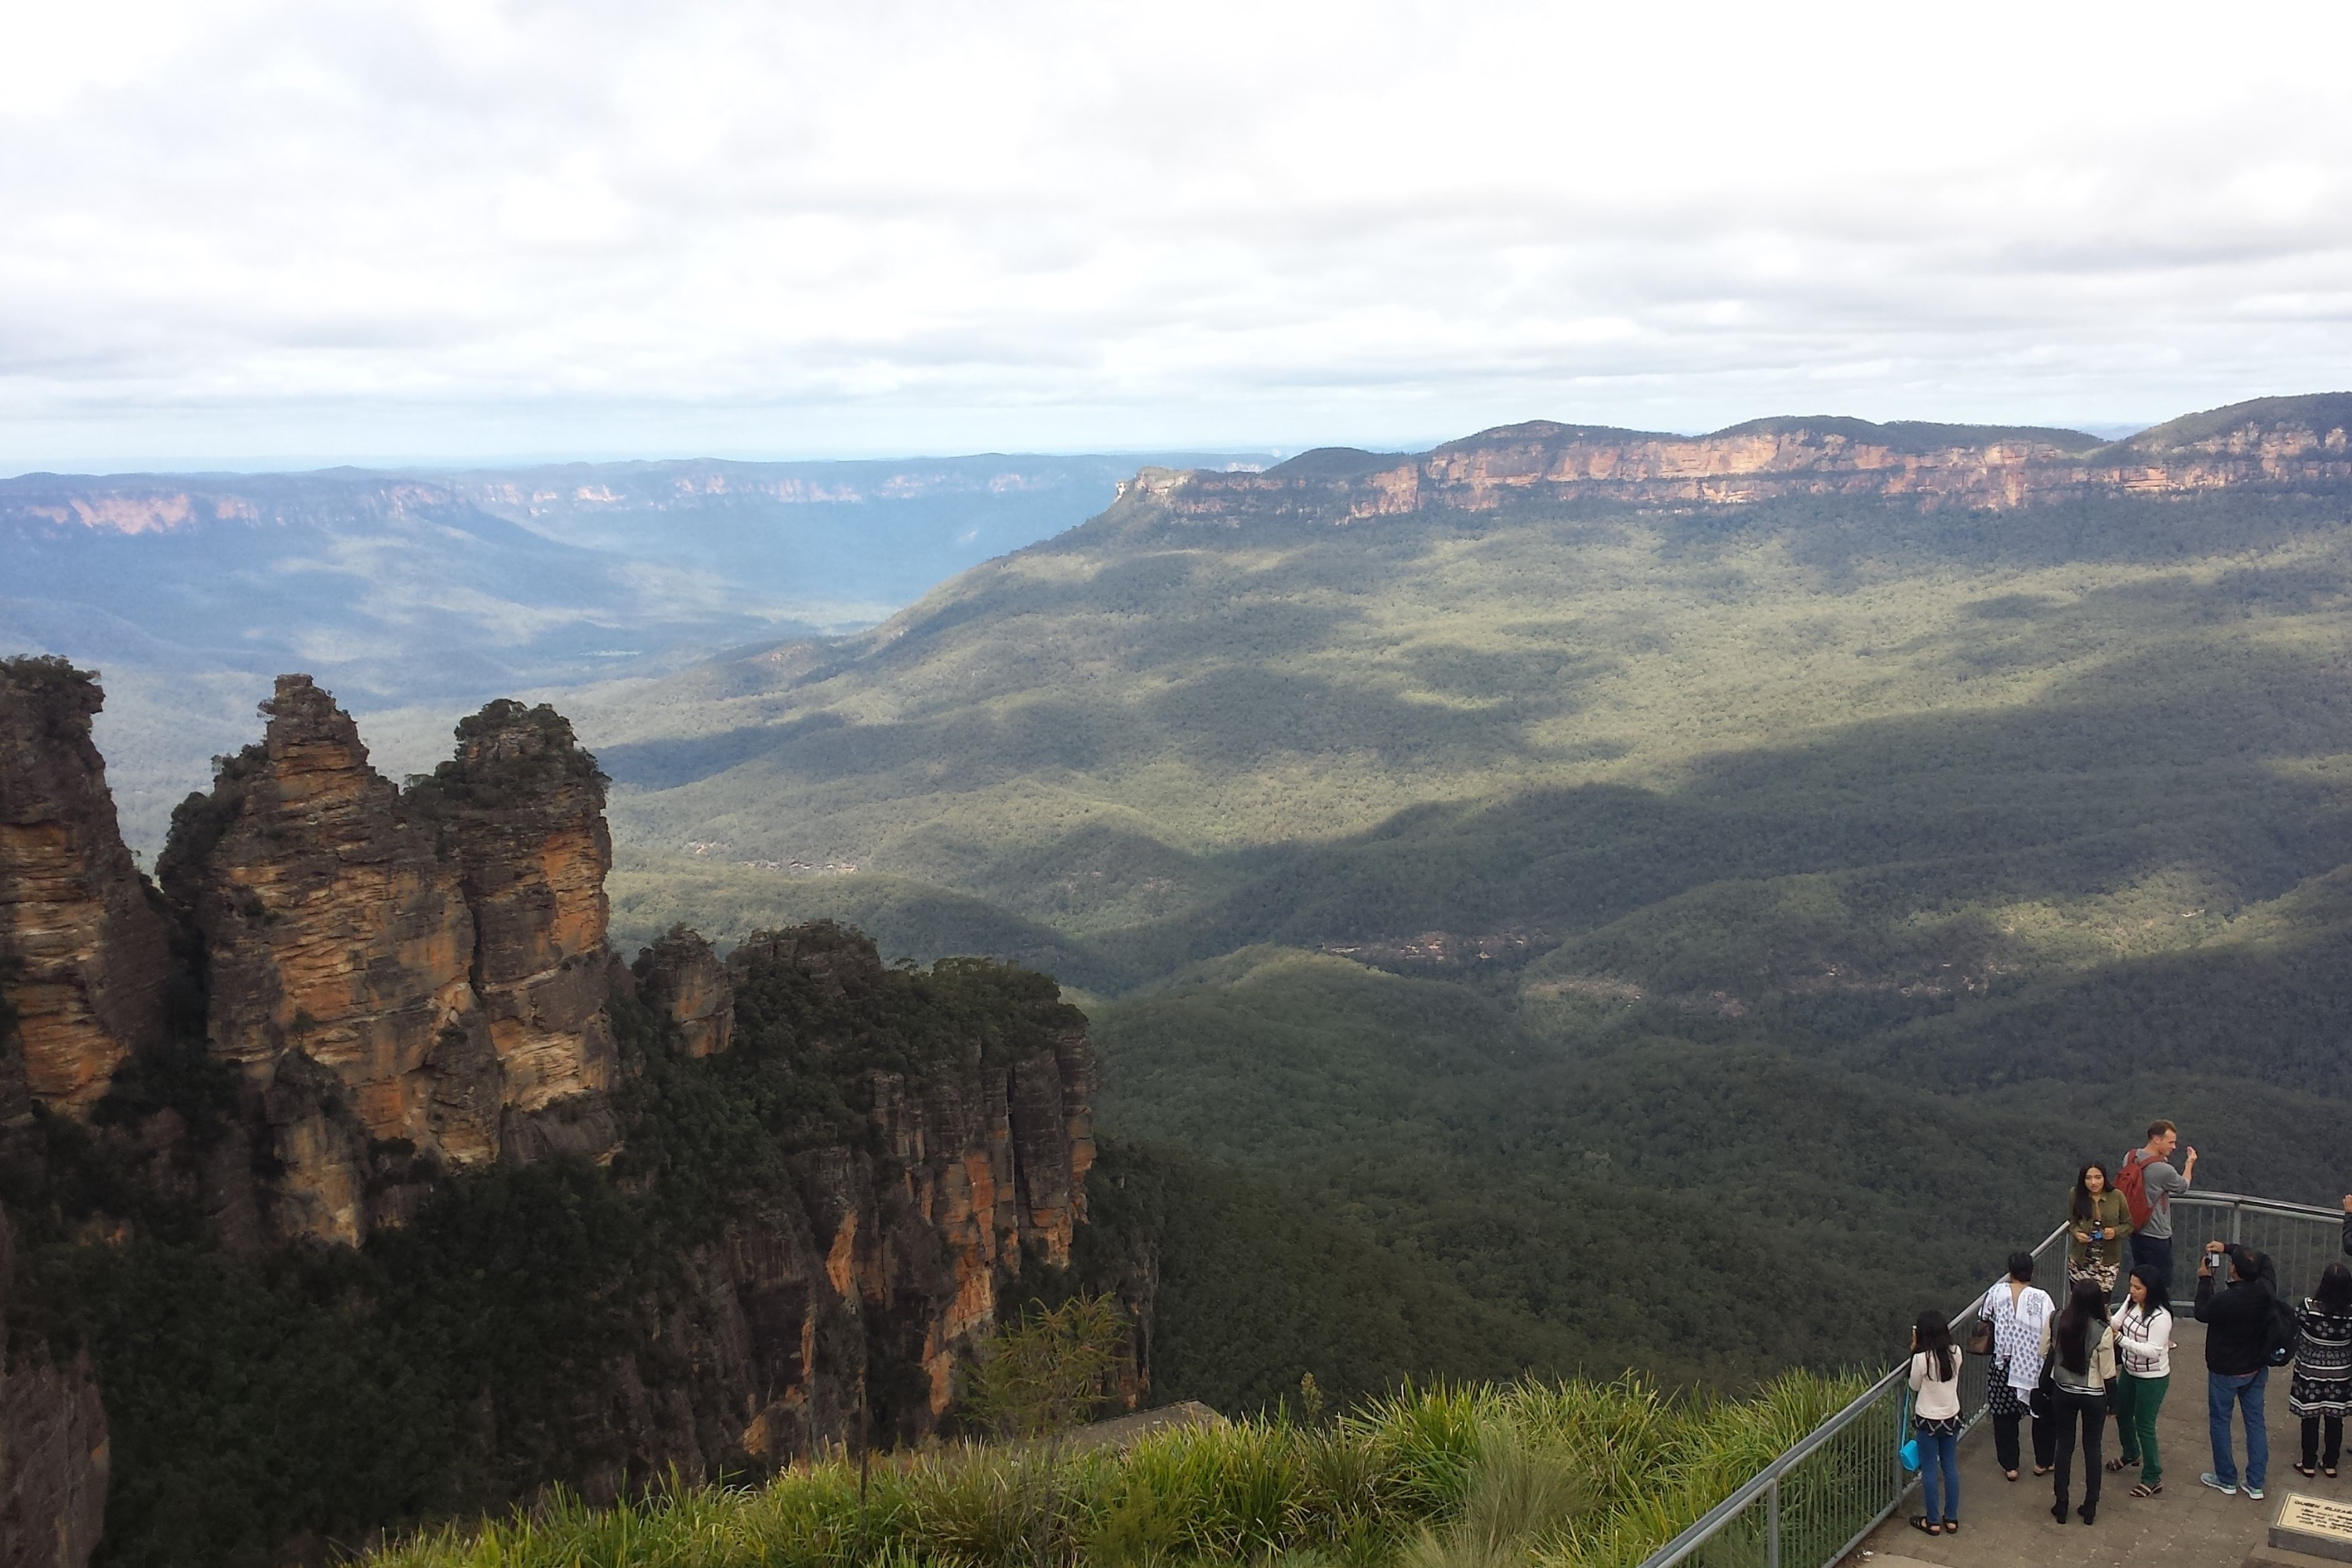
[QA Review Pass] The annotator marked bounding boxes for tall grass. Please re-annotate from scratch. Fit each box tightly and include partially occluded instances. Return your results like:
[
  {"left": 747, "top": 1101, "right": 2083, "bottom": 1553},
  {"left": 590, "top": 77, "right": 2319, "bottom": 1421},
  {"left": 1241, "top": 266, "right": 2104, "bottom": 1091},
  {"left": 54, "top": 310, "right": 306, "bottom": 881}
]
[{"left": 366, "top": 1372, "right": 1862, "bottom": 1568}]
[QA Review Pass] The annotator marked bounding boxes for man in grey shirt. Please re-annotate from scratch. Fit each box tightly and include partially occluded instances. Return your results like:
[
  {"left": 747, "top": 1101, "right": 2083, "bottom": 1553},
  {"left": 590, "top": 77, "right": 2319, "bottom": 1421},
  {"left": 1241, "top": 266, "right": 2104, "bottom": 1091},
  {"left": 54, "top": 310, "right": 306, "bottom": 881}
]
[{"left": 2125, "top": 1120, "right": 2195, "bottom": 1282}]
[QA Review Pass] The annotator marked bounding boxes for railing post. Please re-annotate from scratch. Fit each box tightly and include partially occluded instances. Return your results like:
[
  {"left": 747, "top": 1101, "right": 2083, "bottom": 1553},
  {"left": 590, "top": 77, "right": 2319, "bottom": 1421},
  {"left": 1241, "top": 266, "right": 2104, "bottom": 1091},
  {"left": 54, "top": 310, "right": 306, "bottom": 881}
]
[
  {"left": 1768, "top": 1473, "right": 1780, "bottom": 1568},
  {"left": 2232, "top": 1203, "right": 2245, "bottom": 1245}
]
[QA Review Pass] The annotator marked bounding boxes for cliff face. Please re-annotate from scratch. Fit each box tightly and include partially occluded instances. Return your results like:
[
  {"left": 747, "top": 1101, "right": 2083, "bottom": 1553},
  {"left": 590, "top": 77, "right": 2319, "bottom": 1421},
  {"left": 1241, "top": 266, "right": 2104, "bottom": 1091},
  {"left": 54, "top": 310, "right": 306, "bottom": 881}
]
[
  {"left": 0, "top": 659, "right": 171, "bottom": 1116},
  {"left": 1116, "top": 395, "right": 2352, "bottom": 522},
  {"left": 586, "top": 927, "right": 1097, "bottom": 1479},
  {"left": 158, "top": 677, "right": 620, "bottom": 1243},
  {"left": 0, "top": 1209, "right": 108, "bottom": 1568},
  {"left": 0, "top": 677, "right": 1121, "bottom": 1561}
]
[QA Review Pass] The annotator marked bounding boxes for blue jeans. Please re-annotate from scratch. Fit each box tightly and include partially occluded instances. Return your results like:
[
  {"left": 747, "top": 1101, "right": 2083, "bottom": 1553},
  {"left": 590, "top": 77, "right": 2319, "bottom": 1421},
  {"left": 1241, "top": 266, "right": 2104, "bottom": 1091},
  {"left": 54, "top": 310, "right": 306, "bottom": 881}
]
[
  {"left": 2209, "top": 1367, "right": 2269, "bottom": 1489},
  {"left": 2130, "top": 1232, "right": 2174, "bottom": 1291},
  {"left": 1915, "top": 1426, "right": 1960, "bottom": 1523}
]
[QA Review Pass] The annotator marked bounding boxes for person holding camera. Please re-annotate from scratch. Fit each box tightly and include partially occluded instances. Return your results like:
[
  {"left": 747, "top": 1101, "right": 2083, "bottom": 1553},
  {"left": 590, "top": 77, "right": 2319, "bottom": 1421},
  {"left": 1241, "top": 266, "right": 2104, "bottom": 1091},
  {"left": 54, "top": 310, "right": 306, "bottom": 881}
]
[
  {"left": 2042, "top": 1277, "right": 2118, "bottom": 1525},
  {"left": 2195, "top": 1241, "right": 2274, "bottom": 1499},
  {"left": 2067, "top": 1161, "right": 2134, "bottom": 1298},
  {"left": 1981, "top": 1250, "right": 2057, "bottom": 1479}
]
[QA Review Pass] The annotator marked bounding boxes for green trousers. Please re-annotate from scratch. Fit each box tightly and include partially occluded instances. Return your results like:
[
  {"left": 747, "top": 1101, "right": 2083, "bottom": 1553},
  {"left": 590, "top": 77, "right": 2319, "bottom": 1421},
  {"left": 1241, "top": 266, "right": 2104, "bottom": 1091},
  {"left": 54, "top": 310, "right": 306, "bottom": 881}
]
[{"left": 2114, "top": 1370, "right": 2169, "bottom": 1486}]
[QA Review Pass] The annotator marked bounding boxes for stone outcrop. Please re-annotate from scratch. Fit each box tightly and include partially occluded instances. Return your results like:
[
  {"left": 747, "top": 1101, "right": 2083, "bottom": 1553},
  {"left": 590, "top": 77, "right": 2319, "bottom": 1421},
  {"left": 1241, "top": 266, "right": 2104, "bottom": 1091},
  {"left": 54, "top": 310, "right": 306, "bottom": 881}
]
[
  {"left": 409, "top": 699, "right": 621, "bottom": 1163},
  {"left": 0, "top": 672, "right": 1125, "bottom": 1551},
  {"left": 158, "top": 677, "right": 619, "bottom": 1243},
  {"left": 634, "top": 926, "right": 734, "bottom": 1058},
  {"left": 1113, "top": 392, "right": 2352, "bottom": 522},
  {"left": 572, "top": 927, "right": 1098, "bottom": 1486},
  {"left": 0, "top": 659, "right": 172, "bottom": 1115},
  {"left": 0, "top": 1209, "right": 108, "bottom": 1568}
]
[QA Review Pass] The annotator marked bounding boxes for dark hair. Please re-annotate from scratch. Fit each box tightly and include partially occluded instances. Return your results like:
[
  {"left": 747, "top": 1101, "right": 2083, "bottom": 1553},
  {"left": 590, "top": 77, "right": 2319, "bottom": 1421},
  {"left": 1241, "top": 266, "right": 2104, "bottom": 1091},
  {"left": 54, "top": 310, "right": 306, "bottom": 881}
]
[
  {"left": 2128, "top": 1263, "right": 2170, "bottom": 1317},
  {"left": 2007, "top": 1250, "right": 2036, "bottom": 1283},
  {"left": 2071, "top": 1163, "right": 2112, "bottom": 1223},
  {"left": 2056, "top": 1277, "right": 2110, "bottom": 1374},
  {"left": 2146, "top": 1120, "right": 2176, "bottom": 1141},
  {"left": 2320, "top": 1264, "right": 2352, "bottom": 1314},
  {"left": 1915, "top": 1308, "right": 1956, "bottom": 1381},
  {"left": 2227, "top": 1244, "right": 2260, "bottom": 1283}
]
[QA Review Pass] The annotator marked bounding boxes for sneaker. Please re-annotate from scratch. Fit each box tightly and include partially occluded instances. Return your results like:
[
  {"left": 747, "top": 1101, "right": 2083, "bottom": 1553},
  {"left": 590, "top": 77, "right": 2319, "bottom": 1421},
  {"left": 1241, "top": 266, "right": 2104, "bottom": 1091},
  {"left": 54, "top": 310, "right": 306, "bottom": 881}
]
[
  {"left": 2201, "top": 1473, "right": 2238, "bottom": 1495},
  {"left": 2246, "top": 1485, "right": 2266, "bottom": 1501}
]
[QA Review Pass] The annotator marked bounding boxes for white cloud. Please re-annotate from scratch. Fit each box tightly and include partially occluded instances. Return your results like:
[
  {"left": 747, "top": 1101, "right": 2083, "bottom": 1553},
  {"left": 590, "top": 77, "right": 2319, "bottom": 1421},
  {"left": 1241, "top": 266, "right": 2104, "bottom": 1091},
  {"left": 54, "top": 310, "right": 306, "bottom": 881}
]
[{"left": 3, "top": 0, "right": 2351, "bottom": 464}]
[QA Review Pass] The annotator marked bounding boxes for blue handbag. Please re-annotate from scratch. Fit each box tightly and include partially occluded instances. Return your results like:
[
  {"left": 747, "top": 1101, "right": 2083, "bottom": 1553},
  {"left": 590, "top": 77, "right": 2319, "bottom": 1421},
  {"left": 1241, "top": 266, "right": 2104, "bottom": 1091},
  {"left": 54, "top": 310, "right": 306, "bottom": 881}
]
[{"left": 1898, "top": 1388, "right": 1920, "bottom": 1472}]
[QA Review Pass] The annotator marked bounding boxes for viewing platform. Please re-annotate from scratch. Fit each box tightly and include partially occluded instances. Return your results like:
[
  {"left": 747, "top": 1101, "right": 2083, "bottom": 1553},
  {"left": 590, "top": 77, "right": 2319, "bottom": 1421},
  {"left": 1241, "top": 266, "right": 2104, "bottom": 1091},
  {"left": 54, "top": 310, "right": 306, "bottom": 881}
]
[
  {"left": 1638, "top": 1191, "right": 2347, "bottom": 1568},
  {"left": 1856, "top": 1318, "right": 2324, "bottom": 1568}
]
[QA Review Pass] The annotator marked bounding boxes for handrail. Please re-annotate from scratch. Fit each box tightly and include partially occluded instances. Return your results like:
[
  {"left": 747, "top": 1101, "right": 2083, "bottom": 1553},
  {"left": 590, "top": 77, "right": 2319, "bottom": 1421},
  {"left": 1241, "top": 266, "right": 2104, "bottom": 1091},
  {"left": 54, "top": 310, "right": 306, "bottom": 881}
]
[{"left": 1634, "top": 1190, "right": 2347, "bottom": 1568}]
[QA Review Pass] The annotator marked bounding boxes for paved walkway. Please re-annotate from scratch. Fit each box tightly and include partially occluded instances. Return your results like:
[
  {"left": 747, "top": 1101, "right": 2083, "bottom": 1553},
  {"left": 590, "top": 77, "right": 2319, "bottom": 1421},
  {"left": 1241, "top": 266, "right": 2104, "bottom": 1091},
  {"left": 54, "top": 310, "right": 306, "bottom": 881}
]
[{"left": 1850, "top": 1323, "right": 2332, "bottom": 1568}]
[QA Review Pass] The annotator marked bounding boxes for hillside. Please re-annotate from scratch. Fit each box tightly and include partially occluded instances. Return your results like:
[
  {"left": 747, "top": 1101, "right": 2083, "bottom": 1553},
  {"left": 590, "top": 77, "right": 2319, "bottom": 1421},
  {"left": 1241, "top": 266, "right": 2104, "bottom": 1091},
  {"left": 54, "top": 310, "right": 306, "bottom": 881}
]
[
  {"left": 567, "top": 395, "right": 2352, "bottom": 1409},
  {"left": 0, "top": 452, "right": 1262, "bottom": 851}
]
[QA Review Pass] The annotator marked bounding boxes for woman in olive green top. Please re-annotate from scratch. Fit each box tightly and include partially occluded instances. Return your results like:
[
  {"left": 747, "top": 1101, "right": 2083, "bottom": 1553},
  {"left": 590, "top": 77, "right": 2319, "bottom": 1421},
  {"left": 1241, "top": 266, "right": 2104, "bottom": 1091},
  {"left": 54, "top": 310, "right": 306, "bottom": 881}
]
[{"left": 2068, "top": 1162, "right": 2134, "bottom": 1296}]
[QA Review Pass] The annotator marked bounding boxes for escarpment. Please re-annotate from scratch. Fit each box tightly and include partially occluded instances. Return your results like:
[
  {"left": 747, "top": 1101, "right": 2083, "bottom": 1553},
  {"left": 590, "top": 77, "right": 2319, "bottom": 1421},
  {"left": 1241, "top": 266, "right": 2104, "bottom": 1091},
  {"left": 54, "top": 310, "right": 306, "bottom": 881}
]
[
  {"left": 0, "top": 672, "right": 1121, "bottom": 1565},
  {"left": 0, "top": 658, "right": 171, "bottom": 1116},
  {"left": 1114, "top": 392, "right": 2352, "bottom": 521}
]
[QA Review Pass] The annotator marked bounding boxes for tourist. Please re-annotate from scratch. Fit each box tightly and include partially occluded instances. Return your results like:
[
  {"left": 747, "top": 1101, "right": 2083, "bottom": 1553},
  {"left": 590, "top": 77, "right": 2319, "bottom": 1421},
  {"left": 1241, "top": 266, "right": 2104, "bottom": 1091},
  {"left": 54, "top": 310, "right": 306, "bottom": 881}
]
[
  {"left": 2196, "top": 1242, "right": 2274, "bottom": 1499},
  {"left": 2044, "top": 1276, "right": 2118, "bottom": 1525},
  {"left": 2067, "top": 1161, "right": 2133, "bottom": 1297},
  {"left": 2292, "top": 1263, "right": 2352, "bottom": 1479},
  {"left": 1981, "top": 1250, "right": 2057, "bottom": 1480},
  {"left": 1908, "top": 1308, "right": 1964, "bottom": 1536},
  {"left": 2118, "top": 1121, "right": 2194, "bottom": 1285},
  {"left": 2107, "top": 1263, "right": 2172, "bottom": 1497}
]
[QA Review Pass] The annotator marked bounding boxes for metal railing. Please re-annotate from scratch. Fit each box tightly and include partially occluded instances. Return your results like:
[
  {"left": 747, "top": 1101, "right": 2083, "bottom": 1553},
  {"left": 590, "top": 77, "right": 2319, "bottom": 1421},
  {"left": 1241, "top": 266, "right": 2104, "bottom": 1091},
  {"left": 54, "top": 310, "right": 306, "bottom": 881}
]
[{"left": 1634, "top": 1190, "right": 2344, "bottom": 1568}]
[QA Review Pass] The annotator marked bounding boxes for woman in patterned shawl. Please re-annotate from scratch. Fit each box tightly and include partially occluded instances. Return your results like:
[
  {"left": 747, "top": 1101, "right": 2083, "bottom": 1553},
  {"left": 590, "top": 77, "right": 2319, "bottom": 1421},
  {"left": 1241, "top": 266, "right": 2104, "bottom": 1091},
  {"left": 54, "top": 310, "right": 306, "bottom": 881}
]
[
  {"left": 2292, "top": 1262, "right": 2352, "bottom": 1478},
  {"left": 1981, "top": 1249, "right": 2058, "bottom": 1480}
]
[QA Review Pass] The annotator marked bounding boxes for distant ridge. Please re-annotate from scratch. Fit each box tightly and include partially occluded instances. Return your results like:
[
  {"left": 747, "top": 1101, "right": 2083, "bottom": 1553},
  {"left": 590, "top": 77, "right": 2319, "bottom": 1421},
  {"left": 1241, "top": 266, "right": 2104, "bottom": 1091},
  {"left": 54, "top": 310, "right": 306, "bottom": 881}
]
[{"left": 1121, "top": 393, "right": 2352, "bottom": 521}]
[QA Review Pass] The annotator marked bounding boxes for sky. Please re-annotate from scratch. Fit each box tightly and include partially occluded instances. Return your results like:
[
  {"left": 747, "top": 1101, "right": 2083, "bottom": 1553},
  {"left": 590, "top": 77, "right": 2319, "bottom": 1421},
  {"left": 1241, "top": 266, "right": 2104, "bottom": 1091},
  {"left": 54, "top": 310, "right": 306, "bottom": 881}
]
[{"left": 6, "top": 0, "right": 2352, "bottom": 469}]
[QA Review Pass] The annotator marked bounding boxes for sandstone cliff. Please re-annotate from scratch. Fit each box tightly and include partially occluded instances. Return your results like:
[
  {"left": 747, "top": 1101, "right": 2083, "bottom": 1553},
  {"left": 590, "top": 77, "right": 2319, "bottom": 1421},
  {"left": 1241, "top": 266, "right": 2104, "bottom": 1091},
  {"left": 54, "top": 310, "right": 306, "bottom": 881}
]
[
  {"left": 0, "top": 681, "right": 1120, "bottom": 1562},
  {"left": 157, "top": 677, "right": 620, "bottom": 1243},
  {"left": 1114, "top": 392, "right": 2352, "bottom": 522},
  {"left": 0, "top": 659, "right": 171, "bottom": 1116},
  {"left": 581, "top": 924, "right": 1098, "bottom": 1477},
  {"left": 0, "top": 1209, "right": 107, "bottom": 1568}
]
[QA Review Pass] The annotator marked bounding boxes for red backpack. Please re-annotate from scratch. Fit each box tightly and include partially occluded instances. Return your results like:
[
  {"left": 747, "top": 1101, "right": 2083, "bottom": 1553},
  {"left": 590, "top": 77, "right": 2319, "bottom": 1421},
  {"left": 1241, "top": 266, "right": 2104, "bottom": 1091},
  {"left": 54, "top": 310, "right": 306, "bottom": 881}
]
[{"left": 2116, "top": 1147, "right": 2158, "bottom": 1229}]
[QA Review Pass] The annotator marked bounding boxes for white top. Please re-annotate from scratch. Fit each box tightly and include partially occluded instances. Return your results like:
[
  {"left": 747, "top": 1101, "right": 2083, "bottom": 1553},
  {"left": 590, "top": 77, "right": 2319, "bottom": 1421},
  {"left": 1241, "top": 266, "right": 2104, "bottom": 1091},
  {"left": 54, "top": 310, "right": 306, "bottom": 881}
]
[
  {"left": 1909, "top": 1349, "right": 1964, "bottom": 1420},
  {"left": 1982, "top": 1278, "right": 2057, "bottom": 1392},
  {"left": 2114, "top": 1303, "right": 2173, "bottom": 1378}
]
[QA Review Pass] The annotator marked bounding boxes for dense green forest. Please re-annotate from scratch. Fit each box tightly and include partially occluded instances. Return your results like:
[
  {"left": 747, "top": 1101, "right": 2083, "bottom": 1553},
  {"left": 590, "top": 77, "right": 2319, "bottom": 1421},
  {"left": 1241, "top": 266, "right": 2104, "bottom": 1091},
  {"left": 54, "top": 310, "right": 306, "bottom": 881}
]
[{"left": 568, "top": 466, "right": 2352, "bottom": 1413}]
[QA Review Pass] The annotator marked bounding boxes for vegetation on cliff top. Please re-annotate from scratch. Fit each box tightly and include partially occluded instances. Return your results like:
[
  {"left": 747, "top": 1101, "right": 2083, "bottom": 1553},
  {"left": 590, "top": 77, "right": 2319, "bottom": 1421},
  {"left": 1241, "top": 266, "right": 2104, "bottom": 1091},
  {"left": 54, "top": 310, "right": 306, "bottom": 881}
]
[
  {"left": 367, "top": 1374, "right": 1867, "bottom": 1568},
  {"left": 0, "top": 928, "right": 1084, "bottom": 1568}
]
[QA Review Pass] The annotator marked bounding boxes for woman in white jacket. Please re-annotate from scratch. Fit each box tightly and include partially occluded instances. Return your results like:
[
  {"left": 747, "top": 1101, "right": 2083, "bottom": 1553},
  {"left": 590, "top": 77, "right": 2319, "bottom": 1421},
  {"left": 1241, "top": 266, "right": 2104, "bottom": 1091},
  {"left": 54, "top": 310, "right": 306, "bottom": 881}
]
[
  {"left": 1908, "top": 1308, "right": 1965, "bottom": 1536},
  {"left": 1981, "top": 1250, "right": 2057, "bottom": 1480}
]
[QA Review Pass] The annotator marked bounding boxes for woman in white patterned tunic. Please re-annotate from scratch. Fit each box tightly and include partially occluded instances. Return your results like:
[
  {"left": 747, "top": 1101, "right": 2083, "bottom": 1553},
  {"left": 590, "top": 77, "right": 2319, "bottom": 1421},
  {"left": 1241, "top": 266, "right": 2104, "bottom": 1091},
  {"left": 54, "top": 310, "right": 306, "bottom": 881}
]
[{"left": 1981, "top": 1249, "right": 2057, "bottom": 1480}]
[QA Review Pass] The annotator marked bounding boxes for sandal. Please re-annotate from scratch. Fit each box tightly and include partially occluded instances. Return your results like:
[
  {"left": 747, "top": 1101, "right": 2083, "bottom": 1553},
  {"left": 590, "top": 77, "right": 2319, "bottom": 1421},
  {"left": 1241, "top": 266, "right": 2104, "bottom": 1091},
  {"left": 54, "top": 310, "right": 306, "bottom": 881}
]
[
  {"left": 1942, "top": 1519, "right": 1960, "bottom": 1534},
  {"left": 2331, "top": 1467, "right": 2341, "bottom": 1479},
  {"left": 2004, "top": 1468, "right": 2020, "bottom": 1482},
  {"left": 2034, "top": 1465, "right": 2054, "bottom": 1476},
  {"left": 2107, "top": 1457, "right": 2130, "bottom": 1472},
  {"left": 2130, "top": 1482, "right": 2162, "bottom": 1498},
  {"left": 1910, "top": 1516, "right": 1942, "bottom": 1536},
  {"left": 2298, "top": 1464, "right": 2319, "bottom": 1478}
]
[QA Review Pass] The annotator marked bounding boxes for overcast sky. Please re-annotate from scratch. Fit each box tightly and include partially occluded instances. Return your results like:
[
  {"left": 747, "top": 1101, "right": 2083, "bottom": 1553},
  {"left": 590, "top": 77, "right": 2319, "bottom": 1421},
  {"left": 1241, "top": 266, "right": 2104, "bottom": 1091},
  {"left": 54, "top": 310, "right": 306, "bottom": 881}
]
[{"left": 7, "top": 0, "right": 2352, "bottom": 468}]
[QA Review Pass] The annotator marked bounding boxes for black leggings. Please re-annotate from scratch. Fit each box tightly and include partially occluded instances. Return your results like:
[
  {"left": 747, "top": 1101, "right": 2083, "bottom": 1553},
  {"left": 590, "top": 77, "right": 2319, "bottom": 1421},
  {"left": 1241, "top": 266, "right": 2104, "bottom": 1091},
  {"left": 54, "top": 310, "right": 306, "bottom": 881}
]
[
  {"left": 2051, "top": 1388, "right": 2107, "bottom": 1513},
  {"left": 1993, "top": 1408, "right": 2055, "bottom": 1473},
  {"left": 2304, "top": 1415, "right": 2344, "bottom": 1470}
]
